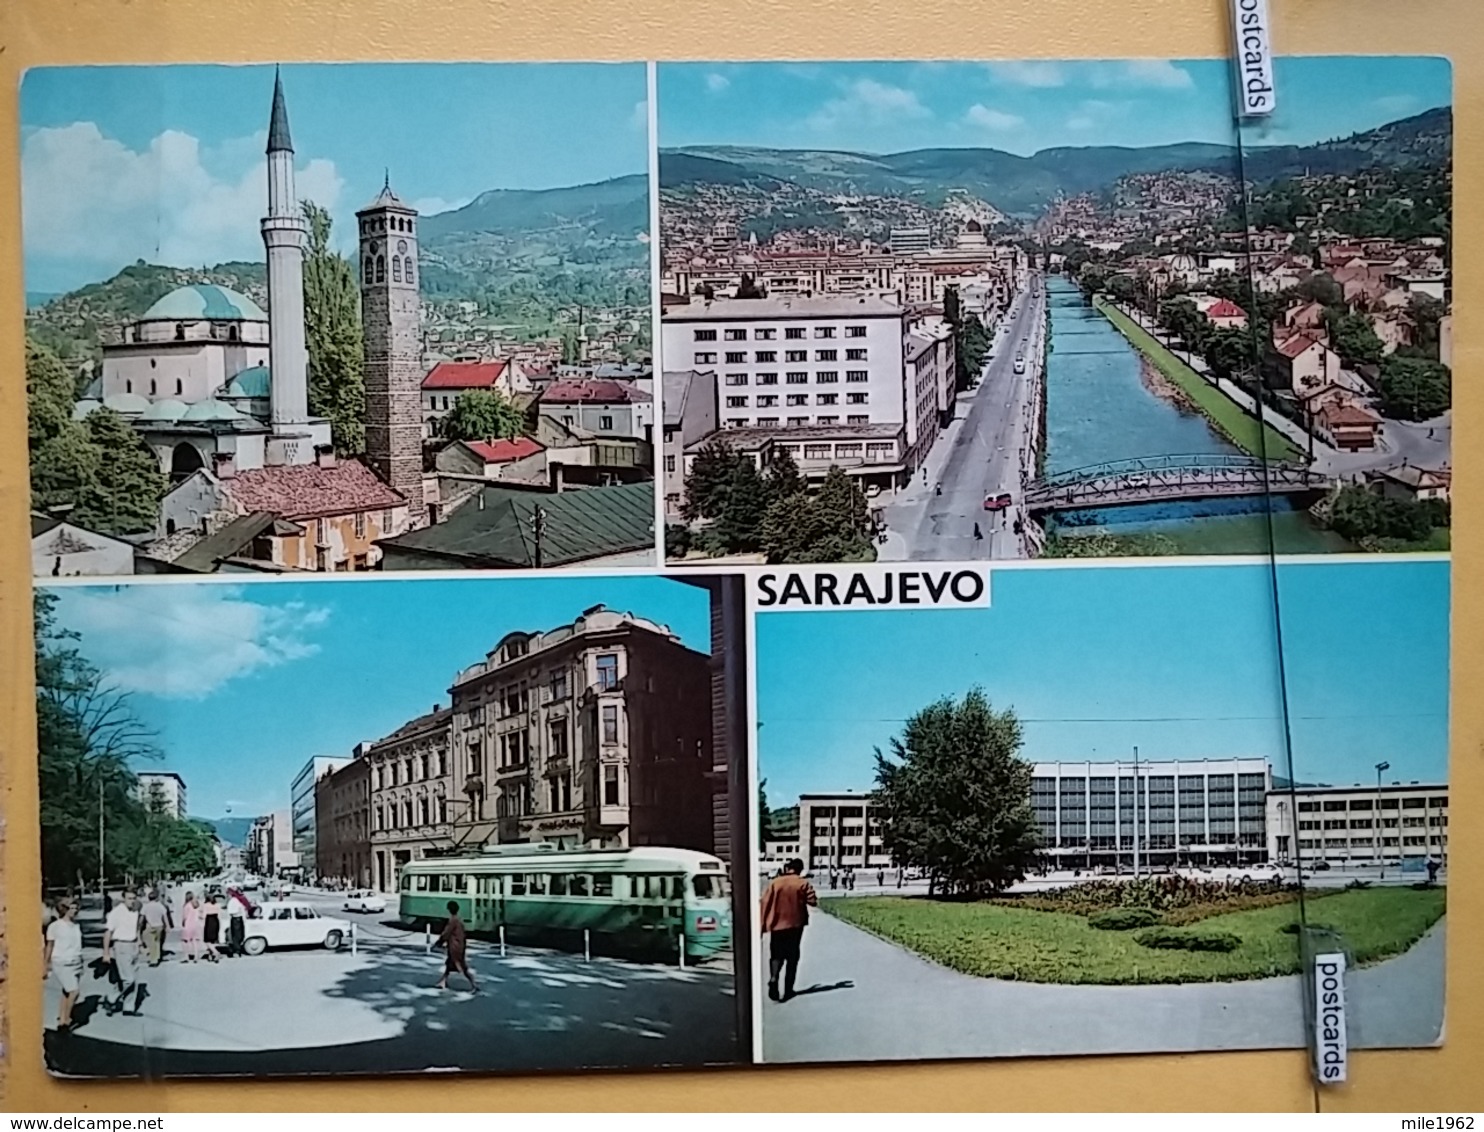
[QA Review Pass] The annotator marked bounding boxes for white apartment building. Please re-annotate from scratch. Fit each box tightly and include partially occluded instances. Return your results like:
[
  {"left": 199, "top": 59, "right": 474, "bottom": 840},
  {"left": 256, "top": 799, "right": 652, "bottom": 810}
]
[
  {"left": 1031, "top": 758, "right": 1272, "bottom": 868},
  {"left": 1266, "top": 780, "right": 1448, "bottom": 868},
  {"left": 798, "top": 791, "right": 894, "bottom": 873},
  {"left": 135, "top": 772, "right": 188, "bottom": 820}
]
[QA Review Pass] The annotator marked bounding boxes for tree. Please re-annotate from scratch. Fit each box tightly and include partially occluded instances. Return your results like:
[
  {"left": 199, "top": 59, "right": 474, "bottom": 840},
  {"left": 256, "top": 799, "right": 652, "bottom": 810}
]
[
  {"left": 72, "top": 408, "right": 166, "bottom": 535},
  {"left": 872, "top": 688, "right": 1042, "bottom": 897},
  {"left": 681, "top": 440, "right": 743, "bottom": 522},
  {"left": 943, "top": 285, "right": 961, "bottom": 331},
  {"left": 764, "top": 447, "right": 805, "bottom": 500},
  {"left": 1408, "top": 294, "right": 1445, "bottom": 361},
  {"left": 302, "top": 201, "right": 366, "bottom": 455},
  {"left": 560, "top": 328, "right": 582, "bottom": 365},
  {"left": 27, "top": 338, "right": 99, "bottom": 516},
  {"left": 714, "top": 458, "right": 770, "bottom": 553},
  {"left": 762, "top": 467, "right": 874, "bottom": 563},
  {"left": 1374, "top": 355, "right": 1451, "bottom": 421},
  {"left": 734, "top": 273, "right": 766, "bottom": 299},
  {"left": 1203, "top": 327, "right": 1254, "bottom": 381},
  {"left": 759, "top": 778, "right": 775, "bottom": 846},
  {"left": 1106, "top": 273, "right": 1139, "bottom": 306},
  {"left": 443, "top": 389, "right": 526, "bottom": 441},
  {"left": 1294, "top": 272, "right": 1343, "bottom": 308},
  {"left": 1329, "top": 485, "right": 1434, "bottom": 544},
  {"left": 1325, "top": 309, "right": 1385, "bottom": 368}
]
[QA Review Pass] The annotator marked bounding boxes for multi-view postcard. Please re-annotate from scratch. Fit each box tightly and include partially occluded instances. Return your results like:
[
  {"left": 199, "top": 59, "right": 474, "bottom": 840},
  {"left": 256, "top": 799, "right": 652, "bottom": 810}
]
[{"left": 22, "top": 53, "right": 1451, "bottom": 1082}]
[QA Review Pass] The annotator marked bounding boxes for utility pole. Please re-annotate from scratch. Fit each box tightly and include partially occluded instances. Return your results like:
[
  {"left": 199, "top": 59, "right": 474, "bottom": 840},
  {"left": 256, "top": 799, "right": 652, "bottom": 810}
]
[
  {"left": 98, "top": 774, "right": 105, "bottom": 895},
  {"left": 1131, "top": 746, "right": 1141, "bottom": 880},
  {"left": 531, "top": 505, "right": 547, "bottom": 569},
  {"left": 1376, "top": 760, "right": 1391, "bottom": 880}
]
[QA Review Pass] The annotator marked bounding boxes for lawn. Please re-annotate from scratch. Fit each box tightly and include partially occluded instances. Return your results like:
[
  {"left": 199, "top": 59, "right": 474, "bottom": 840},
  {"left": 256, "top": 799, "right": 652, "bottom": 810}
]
[
  {"left": 1093, "top": 296, "right": 1305, "bottom": 464},
  {"left": 822, "top": 885, "right": 1445, "bottom": 985}
]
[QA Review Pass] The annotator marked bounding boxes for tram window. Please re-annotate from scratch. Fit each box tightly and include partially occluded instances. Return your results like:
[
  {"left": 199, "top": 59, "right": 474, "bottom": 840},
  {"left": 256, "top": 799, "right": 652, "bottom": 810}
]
[
  {"left": 509, "top": 875, "right": 526, "bottom": 896},
  {"left": 693, "top": 875, "right": 729, "bottom": 899},
  {"left": 437, "top": 874, "right": 451, "bottom": 893},
  {"left": 528, "top": 873, "right": 548, "bottom": 895},
  {"left": 570, "top": 875, "right": 590, "bottom": 897},
  {"left": 550, "top": 874, "right": 568, "bottom": 896},
  {"left": 414, "top": 875, "right": 429, "bottom": 892},
  {"left": 593, "top": 875, "right": 613, "bottom": 897}
]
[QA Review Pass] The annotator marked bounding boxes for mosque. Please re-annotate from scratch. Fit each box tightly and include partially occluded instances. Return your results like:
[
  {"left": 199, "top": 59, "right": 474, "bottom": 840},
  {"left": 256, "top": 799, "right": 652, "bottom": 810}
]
[{"left": 69, "top": 70, "right": 429, "bottom": 569}]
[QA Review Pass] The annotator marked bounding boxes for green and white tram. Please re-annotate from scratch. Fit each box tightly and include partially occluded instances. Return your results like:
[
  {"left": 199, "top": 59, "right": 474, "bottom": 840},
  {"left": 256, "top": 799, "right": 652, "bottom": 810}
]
[{"left": 398, "top": 844, "right": 733, "bottom": 962}]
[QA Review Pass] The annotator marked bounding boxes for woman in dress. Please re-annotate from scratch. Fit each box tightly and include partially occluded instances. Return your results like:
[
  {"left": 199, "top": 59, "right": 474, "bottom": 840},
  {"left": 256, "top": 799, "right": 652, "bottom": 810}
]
[
  {"left": 200, "top": 893, "right": 222, "bottom": 962},
  {"left": 179, "top": 891, "right": 201, "bottom": 963}
]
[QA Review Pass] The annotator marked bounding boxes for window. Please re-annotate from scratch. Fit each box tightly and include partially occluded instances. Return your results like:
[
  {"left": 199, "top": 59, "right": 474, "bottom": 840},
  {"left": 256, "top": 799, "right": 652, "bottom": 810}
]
[
  {"left": 836, "top": 443, "right": 862, "bottom": 458},
  {"left": 602, "top": 704, "right": 620, "bottom": 744},
  {"left": 692, "top": 329, "right": 716, "bottom": 341},
  {"left": 787, "top": 394, "right": 808, "bottom": 406},
  {"left": 817, "top": 415, "right": 839, "bottom": 424},
  {"left": 725, "top": 352, "right": 746, "bottom": 364},
  {"left": 726, "top": 396, "right": 748, "bottom": 408},
  {"left": 786, "top": 372, "right": 809, "bottom": 384},
  {"left": 848, "top": 414, "right": 870, "bottom": 424},
  {"left": 756, "top": 416, "right": 780, "bottom": 426},
  {"left": 816, "top": 393, "right": 838, "bottom": 405},
  {"left": 599, "top": 414, "right": 614, "bottom": 430},
  {"left": 814, "top": 326, "right": 837, "bottom": 339},
  {"left": 847, "top": 348, "right": 867, "bottom": 361},
  {"left": 816, "top": 349, "right": 838, "bottom": 361},
  {"left": 787, "top": 416, "right": 808, "bottom": 426},
  {"left": 548, "top": 719, "right": 570, "bottom": 760},
  {"left": 383, "top": 509, "right": 394, "bottom": 531},
  {"left": 848, "top": 392, "right": 869, "bottom": 404},
  {"left": 816, "top": 371, "right": 839, "bottom": 383},
  {"left": 755, "top": 373, "right": 778, "bottom": 385},
  {"left": 755, "top": 350, "right": 777, "bottom": 363},
  {"left": 785, "top": 350, "right": 808, "bottom": 363},
  {"left": 785, "top": 327, "right": 806, "bottom": 339},
  {"left": 664, "top": 455, "right": 676, "bottom": 473},
  {"left": 392, "top": 256, "right": 403, "bottom": 283},
  {"left": 149, "top": 379, "right": 157, "bottom": 395},
  {"left": 354, "top": 511, "right": 366, "bottom": 538},
  {"left": 847, "top": 370, "right": 869, "bottom": 382},
  {"left": 375, "top": 256, "right": 385, "bottom": 283},
  {"left": 175, "top": 379, "right": 183, "bottom": 395},
  {"left": 755, "top": 328, "right": 776, "bottom": 340},
  {"left": 724, "top": 329, "right": 747, "bottom": 341},
  {"left": 804, "top": 444, "right": 831, "bottom": 460},
  {"left": 725, "top": 374, "right": 749, "bottom": 386},
  {"left": 604, "top": 764, "right": 620, "bottom": 805},
  {"left": 757, "top": 395, "right": 778, "bottom": 407},
  {"left": 695, "top": 351, "right": 717, "bottom": 365},
  {"left": 596, "top": 653, "right": 619, "bottom": 690},
  {"left": 846, "top": 325, "right": 867, "bottom": 338},
  {"left": 726, "top": 418, "right": 746, "bottom": 428},
  {"left": 866, "top": 442, "right": 895, "bottom": 460},
  {"left": 548, "top": 667, "right": 568, "bottom": 700}
]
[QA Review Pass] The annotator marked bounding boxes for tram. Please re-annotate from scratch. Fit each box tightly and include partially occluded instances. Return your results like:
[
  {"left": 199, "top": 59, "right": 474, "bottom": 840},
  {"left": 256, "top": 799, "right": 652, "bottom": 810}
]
[{"left": 397, "top": 843, "right": 733, "bottom": 962}]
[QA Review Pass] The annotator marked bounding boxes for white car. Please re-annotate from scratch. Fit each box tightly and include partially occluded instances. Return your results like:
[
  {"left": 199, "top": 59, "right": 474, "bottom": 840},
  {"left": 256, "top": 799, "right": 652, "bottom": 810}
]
[
  {"left": 240, "top": 901, "right": 350, "bottom": 955},
  {"left": 1013, "top": 358, "right": 1027, "bottom": 374},
  {"left": 342, "top": 891, "right": 387, "bottom": 914}
]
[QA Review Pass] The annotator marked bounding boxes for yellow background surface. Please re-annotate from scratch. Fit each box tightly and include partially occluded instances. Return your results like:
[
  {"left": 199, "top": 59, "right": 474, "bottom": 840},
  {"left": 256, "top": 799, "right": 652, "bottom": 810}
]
[{"left": 0, "top": 0, "right": 1479, "bottom": 1112}]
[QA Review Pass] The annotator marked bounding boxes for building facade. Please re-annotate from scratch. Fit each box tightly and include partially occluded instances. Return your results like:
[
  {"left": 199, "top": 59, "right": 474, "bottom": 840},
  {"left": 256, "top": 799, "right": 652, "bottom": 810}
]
[
  {"left": 661, "top": 369, "right": 718, "bottom": 520},
  {"left": 1030, "top": 758, "right": 1271, "bottom": 868},
  {"left": 798, "top": 791, "right": 894, "bottom": 873},
  {"left": 247, "top": 809, "right": 297, "bottom": 876},
  {"left": 135, "top": 772, "right": 188, "bottom": 820},
  {"left": 315, "top": 758, "right": 372, "bottom": 888},
  {"left": 289, "top": 756, "right": 350, "bottom": 874},
  {"left": 447, "top": 606, "right": 713, "bottom": 854},
  {"left": 1266, "top": 781, "right": 1449, "bottom": 868},
  {"left": 365, "top": 706, "right": 455, "bottom": 893}
]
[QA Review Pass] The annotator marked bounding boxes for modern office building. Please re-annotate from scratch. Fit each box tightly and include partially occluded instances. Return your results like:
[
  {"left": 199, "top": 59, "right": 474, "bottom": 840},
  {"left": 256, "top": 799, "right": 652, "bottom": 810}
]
[
  {"left": 448, "top": 604, "right": 714, "bottom": 854},
  {"left": 289, "top": 755, "right": 350, "bottom": 872},
  {"left": 1266, "top": 780, "right": 1449, "bottom": 868},
  {"left": 135, "top": 771, "right": 188, "bottom": 819},
  {"left": 798, "top": 791, "right": 895, "bottom": 873},
  {"left": 1030, "top": 758, "right": 1272, "bottom": 868}
]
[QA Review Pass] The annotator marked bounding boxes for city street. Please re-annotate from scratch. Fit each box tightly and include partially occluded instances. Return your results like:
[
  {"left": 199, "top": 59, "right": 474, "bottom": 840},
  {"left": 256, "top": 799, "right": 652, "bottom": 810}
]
[
  {"left": 42, "top": 884, "right": 739, "bottom": 1077},
  {"left": 761, "top": 909, "right": 1445, "bottom": 1063},
  {"left": 880, "top": 275, "right": 1046, "bottom": 561}
]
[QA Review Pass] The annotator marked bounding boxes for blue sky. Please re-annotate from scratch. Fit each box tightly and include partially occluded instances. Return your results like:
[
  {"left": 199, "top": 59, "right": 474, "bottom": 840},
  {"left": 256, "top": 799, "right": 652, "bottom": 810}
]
[
  {"left": 757, "top": 561, "right": 1449, "bottom": 806},
  {"left": 21, "top": 63, "right": 649, "bottom": 293},
  {"left": 43, "top": 576, "right": 708, "bottom": 819},
  {"left": 659, "top": 57, "right": 1450, "bottom": 155}
]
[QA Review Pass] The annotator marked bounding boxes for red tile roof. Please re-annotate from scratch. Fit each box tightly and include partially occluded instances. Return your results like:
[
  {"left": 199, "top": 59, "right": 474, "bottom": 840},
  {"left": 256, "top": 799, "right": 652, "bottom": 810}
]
[
  {"left": 1276, "top": 332, "right": 1323, "bottom": 359},
  {"left": 1205, "top": 298, "right": 1246, "bottom": 319},
  {"left": 465, "top": 437, "right": 544, "bottom": 464},
  {"left": 422, "top": 360, "right": 510, "bottom": 391},
  {"left": 1318, "top": 402, "right": 1381, "bottom": 426},
  {"left": 225, "top": 459, "right": 406, "bottom": 520},
  {"left": 540, "top": 379, "right": 652, "bottom": 405}
]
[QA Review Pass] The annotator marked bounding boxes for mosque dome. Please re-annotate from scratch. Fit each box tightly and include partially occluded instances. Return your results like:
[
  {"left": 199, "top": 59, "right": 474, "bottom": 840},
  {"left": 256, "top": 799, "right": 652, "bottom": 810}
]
[
  {"left": 222, "top": 365, "right": 271, "bottom": 399},
  {"left": 101, "top": 392, "right": 150, "bottom": 415},
  {"left": 72, "top": 398, "right": 102, "bottom": 421},
  {"left": 142, "top": 284, "right": 267, "bottom": 323},
  {"left": 180, "top": 400, "right": 247, "bottom": 423},
  {"left": 139, "top": 398, "right": 188, "bottom": 422}
]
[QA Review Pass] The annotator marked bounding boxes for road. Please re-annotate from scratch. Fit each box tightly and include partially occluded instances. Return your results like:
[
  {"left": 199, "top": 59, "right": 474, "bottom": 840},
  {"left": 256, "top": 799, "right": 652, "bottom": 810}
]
[
  {"left": 761, "top": 909, "right": 1444, "bottom": 1064},
  {"left": 880, "top": 275, "right": 1046, "bottom": 561},
  {"left": 41, "top": 882, "right": 739, "bottom": 1078}
]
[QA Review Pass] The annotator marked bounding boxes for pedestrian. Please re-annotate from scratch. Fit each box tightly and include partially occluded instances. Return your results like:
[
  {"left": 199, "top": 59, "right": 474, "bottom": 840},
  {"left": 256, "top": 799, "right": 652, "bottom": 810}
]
[
  {"left": 140, "top": 889, "right": 172, "bottom": 967},
  {"left": 896, "top": 866, "right": 904, "bottom": 889},
  {"left": 103, "top": 888, "right": 146, "bottom": 1016},
  {"left": 45, "top": 898, "right": 85, "bottom": 1032},
  {"left": 225, "top": 887, "right": 250, "bottom": 957},
  {"left": 1427, "top": 857, "right": 1441, "bottom": 886},
  {"left": 200, "top": 893, "right": 222, "bottom": 962},
  {"left": 973, "top": 522, "right": 983, "bottom": 541},
  {"left": 180, "top": 892, "right": 202, "bottom": 963},
  {"left": 434, "top": 901, "right": 479, "bottom": 993},
  {"left": 759, "top": 858, "right": 818, "bottom": 1003},
  {"left": 876, "top": 869, "right": 884, "bottom": 888}
]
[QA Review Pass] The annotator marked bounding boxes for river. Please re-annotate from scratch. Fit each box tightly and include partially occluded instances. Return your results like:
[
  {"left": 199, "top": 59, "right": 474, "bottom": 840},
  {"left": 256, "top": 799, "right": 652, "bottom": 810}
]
[{"left": 1040, "top": 276, "right": 1349, "bottom": 555}]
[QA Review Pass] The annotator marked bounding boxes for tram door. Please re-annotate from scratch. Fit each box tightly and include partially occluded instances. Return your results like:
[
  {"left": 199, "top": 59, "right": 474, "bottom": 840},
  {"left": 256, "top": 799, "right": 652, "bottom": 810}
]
[{"left": 474, "top": 874, "right": 503, "bottom": 930}]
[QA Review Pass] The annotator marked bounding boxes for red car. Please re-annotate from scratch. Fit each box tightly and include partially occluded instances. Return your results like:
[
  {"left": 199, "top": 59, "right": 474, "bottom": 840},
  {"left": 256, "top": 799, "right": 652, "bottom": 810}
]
[{"left": 983, "top": 492, "right": 1013, "bottom": 512}]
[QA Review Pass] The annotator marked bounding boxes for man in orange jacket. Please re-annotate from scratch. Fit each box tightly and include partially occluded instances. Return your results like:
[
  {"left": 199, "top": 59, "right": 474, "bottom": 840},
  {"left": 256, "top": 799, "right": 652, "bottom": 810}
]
[{"left": 759, "top": 858, "right": 818, "bottom": 1002}]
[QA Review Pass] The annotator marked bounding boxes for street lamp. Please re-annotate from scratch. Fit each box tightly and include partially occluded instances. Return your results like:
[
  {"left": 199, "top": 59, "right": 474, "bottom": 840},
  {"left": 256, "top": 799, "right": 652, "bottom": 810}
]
[{"left": 1376, "top": 761, "right": 1391, "bottom": 879}]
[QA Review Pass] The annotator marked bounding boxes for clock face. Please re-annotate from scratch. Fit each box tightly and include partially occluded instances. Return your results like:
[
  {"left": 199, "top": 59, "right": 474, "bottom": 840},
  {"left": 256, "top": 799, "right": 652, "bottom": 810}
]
[
  {"left": 368, "top": 240, "right": 379, "bottom": 255},
  {"left": 397, "top": 239, "right": 409, "bottom": 254}
]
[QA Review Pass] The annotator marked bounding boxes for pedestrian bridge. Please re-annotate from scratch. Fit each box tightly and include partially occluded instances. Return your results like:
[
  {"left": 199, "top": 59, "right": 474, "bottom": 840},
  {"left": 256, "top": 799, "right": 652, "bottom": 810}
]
[{"left": 1024, "top": 454, "right": 1330, "bottom": 514}]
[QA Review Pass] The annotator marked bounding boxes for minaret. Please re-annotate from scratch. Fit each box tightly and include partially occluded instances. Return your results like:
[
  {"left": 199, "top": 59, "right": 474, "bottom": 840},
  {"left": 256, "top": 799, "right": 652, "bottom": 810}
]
[
  {"left": 358, "top": 175, "right": 426, "bottom": 525},
  {"left": 261, "top": 67, "right": 312, "bottom": 451}
]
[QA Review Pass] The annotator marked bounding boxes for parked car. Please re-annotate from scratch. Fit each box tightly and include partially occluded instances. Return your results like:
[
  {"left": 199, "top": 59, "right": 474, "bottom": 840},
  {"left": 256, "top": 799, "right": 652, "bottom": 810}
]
[
  {"left": 240, "top": 901, "right": 350, "bottom": 955},
  {"left": 983, "top": 492, "right": 1013, "bottom": 512},
  {"left": 342, "top": 891, "right": 387, "bottom": 914},
  {"left": 1013, "top": 357, "right": 1027, "bottom": 374}
]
